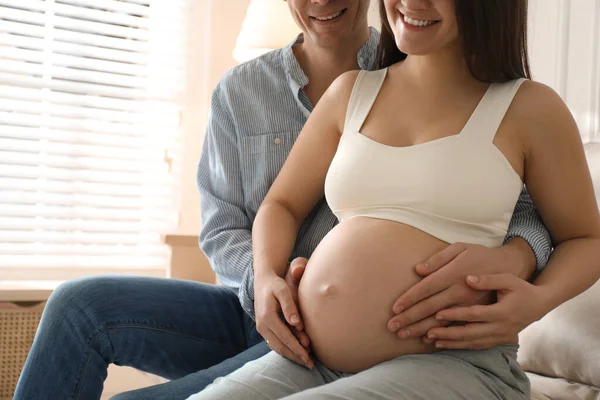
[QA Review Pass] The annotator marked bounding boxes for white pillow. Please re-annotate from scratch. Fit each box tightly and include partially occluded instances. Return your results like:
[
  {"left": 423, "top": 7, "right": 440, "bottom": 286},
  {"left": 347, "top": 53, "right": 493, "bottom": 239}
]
[
  {"left": 527, "top": 372, "right": 600, "bottom": 400},
  {"left": 518, "top": 279, "right": 600, "bottom": 388}
]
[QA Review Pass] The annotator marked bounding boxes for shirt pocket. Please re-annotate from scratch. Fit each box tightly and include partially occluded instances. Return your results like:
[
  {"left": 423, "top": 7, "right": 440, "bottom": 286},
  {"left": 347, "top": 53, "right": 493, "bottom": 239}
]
[{"left": 239, "top": 131, "right": 299, "bottom": 219}]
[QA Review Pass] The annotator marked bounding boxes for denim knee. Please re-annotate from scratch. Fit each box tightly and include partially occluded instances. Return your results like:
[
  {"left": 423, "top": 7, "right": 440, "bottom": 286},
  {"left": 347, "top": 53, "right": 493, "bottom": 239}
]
[
  {"left": 46, "top": 276, "right": 114, "bottom": 318},
  {"left": 41, "top": 275, "right": 130, "bottom": 342}
]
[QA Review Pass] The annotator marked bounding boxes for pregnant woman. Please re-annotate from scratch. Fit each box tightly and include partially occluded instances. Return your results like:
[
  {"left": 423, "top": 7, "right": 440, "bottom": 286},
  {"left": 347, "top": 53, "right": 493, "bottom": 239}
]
[{"left": 189, "top": 0, "right": 600, "bottom": 398}]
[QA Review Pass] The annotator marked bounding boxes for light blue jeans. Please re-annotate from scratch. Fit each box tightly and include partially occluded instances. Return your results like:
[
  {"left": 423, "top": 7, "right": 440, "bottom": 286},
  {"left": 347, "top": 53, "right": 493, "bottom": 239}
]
[{"left": 14, "top": 276, "right": 269, "bottom": 400}]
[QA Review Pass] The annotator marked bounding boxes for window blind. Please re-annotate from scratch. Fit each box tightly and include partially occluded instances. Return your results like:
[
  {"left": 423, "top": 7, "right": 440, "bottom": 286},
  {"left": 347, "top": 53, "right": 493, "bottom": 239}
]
[{"left": 0, "top": 0, "right": 188, "bottom": 280}]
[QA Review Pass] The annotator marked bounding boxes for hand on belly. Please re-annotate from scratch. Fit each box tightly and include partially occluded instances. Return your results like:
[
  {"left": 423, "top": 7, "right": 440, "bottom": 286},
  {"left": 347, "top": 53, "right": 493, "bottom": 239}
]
[{"left": 297, "top": 217, "right": 445, "bottom": 373}]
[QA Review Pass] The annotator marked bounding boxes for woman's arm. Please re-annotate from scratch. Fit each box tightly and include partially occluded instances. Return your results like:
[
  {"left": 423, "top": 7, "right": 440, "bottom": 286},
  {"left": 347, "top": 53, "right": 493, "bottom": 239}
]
[
  {"left": 252, "top": 71, "right": 358, "bottom": 279},
  {"left": 411, "top": 82, "right": 600, "bottom": 350},
  {"left": 251, "top": 71, "right": 359, "bottom": 366},
  {"left": 520, "top": 81, "right": 600, "bottom": 314}
]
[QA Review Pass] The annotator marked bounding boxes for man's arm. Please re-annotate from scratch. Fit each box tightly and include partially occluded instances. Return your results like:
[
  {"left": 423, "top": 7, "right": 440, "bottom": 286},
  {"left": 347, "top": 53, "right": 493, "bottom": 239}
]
[
  {"left": 197, "top": 81, "right": 256, "bottom": 317},
  {"left": 503, "top": 187, "right": 553, "bottom": 279}
]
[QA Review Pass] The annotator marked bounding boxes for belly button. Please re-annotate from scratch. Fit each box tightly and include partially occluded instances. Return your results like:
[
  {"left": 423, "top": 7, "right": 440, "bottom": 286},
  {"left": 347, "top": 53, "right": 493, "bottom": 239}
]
[{"left": 319, "top": 283, "right": 336, "bottom": 297}]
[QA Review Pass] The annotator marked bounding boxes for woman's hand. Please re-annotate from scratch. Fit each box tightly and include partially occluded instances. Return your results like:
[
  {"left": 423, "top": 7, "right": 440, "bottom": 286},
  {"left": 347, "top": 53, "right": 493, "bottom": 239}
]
[
  {"left": 387, "top": 242, "right": 516, "bottom": 339},
  {"left": 284, "top": 257, "right": 311, "bottom": 350},
  {"left": 426, "top": 273, "right": 547, "bottom": 350},
  {"left": 255, "top": 267, "right": 314, "bottom": 368}
]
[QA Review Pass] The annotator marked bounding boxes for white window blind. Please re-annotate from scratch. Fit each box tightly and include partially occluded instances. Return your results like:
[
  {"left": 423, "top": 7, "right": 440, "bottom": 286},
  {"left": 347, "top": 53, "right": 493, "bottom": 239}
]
[{"left": 0, "top": 0, "right": 188, "bottom": 280}]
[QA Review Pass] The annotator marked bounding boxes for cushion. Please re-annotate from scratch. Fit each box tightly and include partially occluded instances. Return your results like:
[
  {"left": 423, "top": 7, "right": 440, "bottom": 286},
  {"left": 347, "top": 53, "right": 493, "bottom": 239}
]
[
  {"left": 530, "top": 390, "right": 552, "bottom": 400},
  {"left": 518, "top": 279, "right": 600, "bottom": 388},
  {"left": 518, "top": 142, "right": 600, "bottom": 397},
  {"left": 528, "top": 373, "right": 600, "bottom": 400}
]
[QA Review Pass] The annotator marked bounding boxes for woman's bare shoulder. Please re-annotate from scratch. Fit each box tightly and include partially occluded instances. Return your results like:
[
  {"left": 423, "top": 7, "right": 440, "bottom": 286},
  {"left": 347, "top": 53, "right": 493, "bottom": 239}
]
[
  {"left": 314, "top": 70, "right": 363, "bottom": 134},
  {"left": 511, "top": 79, "right": 579, "bottom": 142},
  {"left": 323, "top": 69, "right": 362, "bottom": 102},
  {"left": 513, "top": 80, "right": 570, "bottom": 124}
]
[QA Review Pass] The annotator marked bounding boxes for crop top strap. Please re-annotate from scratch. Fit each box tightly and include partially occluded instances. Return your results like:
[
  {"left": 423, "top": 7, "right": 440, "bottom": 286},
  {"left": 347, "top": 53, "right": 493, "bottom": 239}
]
[
  {"left": 462, "top": 78, "right": 527, "bottom": 142},
  {"left": 343, "top": 68, "right": 388, "bottom": 134}
]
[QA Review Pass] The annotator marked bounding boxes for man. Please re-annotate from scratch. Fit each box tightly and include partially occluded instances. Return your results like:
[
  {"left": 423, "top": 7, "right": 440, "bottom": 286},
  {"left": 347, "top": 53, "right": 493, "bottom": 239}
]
[{"left": 14, "top": 1, "right": 551, "bottom": 399}]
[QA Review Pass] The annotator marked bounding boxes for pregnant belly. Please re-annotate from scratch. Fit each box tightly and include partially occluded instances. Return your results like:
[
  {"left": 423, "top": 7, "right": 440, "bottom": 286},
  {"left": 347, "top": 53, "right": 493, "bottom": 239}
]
[{"left": 297, "top": 217, "right": 449, "bottom": 373}]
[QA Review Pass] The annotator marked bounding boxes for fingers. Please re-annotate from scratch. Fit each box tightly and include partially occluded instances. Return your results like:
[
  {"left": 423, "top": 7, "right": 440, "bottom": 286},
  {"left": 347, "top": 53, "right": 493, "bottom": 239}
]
[
  {"left": 284, "top": 257, "right": 308, "bottom": 292},
  {"left": 271, "top": 321, "right": 312, "bottom": 365},
  {"left": 264, "top": 329, "right": 313, "bottom": 368},
  {"left": 271, "top": 285, "right": 311, "bottom": 364},
  {"left": 275, "top": 284, "right": 304, "bottom": 330},
  {"left": 390, "top": 288, "right": 458, "bottom": 331},
  {"left": 465, "top": 273, "right": 521, "bottom": 291},
  {"left": 392, "top": 315, "right": 449, "bottom": 339},
  {"left": 291, "top": 325, "right": 311, "bottom": 349},
  {"left": 290, "top": 257, "right": 308, "bottom": 281},
  {"left": 263, "top": 311, "right": 311, "bottom": 367},
  {"left": 426, "top": 322, "right": 499, "bottom": 342},
  {"left": 284, "top": 259, "right": 307, "bottom": 302},
  {"left": 436, "top": 303, "right": 503, "bottom": 323},
  {"left": 392, "top": 271, "right": 454, "bottom": 314},
  {"left": 256, "top": 281, "right": 311, "bottom": 368},
  {"left": 415, "top": 242, "right": 468, "bottom": 277},
  {"left": 283, "top": 269, "right": 300, "bottom": 303},
  {"left": 433, "top": 333, "right": 518, "bottom": 350}
]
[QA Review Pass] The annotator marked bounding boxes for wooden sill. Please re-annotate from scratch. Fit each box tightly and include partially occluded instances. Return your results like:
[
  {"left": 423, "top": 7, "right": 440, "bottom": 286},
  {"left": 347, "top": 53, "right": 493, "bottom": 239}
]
[
  {"left": 0, "top": 282, "right": 58, "bottom": 302},
  {"left": 163, "top": 234, "right": 200, "bottom": 247}
]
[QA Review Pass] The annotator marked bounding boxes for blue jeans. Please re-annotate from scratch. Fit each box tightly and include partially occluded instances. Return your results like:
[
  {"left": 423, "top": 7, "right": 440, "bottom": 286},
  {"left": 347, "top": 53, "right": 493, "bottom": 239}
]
[{"left": 14, "top": 276, "right": 269, "bottom": 400}]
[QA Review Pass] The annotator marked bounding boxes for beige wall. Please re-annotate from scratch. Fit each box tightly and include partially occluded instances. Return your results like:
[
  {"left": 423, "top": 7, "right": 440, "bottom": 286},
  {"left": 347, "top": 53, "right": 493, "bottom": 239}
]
[
  {"left": 369, "top": 0, "right": 381, "bottom": 29},
  {"left": 177, "top": 0, "right": 248, "bottom": 235},
  {"left": 178, "top": 0, "right": 381, "bottom": 236},
  {"left": 528, "top": 0, "right": 600, "bottom": 143}
]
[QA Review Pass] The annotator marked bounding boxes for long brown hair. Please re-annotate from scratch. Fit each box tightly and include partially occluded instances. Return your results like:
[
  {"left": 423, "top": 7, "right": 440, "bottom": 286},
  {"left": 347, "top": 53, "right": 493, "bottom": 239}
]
[{"left": 375, "top": 0, "right": 531, "bottom": 83}]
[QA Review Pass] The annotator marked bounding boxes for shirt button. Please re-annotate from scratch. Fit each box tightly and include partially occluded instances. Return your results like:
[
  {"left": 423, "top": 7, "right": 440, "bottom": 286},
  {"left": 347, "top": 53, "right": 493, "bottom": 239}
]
[{"left": 273, "top": 138, "right": 281, "bottom": 145}]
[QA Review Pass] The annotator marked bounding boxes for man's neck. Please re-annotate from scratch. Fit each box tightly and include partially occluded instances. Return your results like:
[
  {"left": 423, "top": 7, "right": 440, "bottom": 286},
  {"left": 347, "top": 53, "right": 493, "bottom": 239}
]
[{"left": 294, "top": 29, "right": 370, "bottom": 106}]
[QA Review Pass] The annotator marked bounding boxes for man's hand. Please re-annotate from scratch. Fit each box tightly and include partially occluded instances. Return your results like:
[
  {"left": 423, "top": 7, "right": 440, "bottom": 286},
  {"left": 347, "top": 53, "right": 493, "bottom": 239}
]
[
  {"left": 387, "top": 241, "right": 534, "bottom": 343},
  {"left": 284, "top": 257, "right": 310, "bottom": 349},
  {"left": 427, "top": 273, "right": 546, "bottom": 349}
]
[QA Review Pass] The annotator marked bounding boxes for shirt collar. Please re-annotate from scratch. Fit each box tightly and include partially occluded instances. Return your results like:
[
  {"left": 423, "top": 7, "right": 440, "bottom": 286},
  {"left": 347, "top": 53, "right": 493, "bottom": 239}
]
[{"left": 281, "top": 27, "right": 380, "bottom": 110}]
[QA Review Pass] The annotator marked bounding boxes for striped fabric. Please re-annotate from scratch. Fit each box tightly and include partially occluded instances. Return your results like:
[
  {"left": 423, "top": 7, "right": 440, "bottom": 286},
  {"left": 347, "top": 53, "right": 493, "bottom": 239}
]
[
  {"left": 196, "top": 29, "right": 552, "bottom": 319},
  {"left": 504, "top": 188, "right": 553, "bottom": 280}
]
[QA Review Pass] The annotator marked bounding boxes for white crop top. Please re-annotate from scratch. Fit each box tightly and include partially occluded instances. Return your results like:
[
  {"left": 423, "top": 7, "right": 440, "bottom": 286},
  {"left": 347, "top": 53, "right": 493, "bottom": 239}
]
[{"left": 324, "top": 68, "right": 525, "bottom": 248}]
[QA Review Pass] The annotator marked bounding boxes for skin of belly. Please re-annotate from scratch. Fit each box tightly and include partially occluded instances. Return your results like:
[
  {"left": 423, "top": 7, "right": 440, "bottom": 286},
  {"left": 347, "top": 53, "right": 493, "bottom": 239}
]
[{"left": 297, "top": 217, "right": 449, "bottom": 373}]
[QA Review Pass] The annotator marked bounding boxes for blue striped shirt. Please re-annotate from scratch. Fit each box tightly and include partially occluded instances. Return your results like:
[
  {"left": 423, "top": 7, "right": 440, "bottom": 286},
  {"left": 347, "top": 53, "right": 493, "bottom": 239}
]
[{"left": 197, "top": 29, "right": 553, "bottom": 319}]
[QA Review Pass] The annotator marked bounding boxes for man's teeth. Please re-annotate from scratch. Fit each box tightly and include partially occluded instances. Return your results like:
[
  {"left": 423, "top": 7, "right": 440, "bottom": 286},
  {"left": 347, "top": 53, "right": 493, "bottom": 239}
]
[
  {"left": 315, "top": 10, "right": 343, "bottom": 21},
  {"left": 403, "top": 15, "right": 438, "bottom": 27}
]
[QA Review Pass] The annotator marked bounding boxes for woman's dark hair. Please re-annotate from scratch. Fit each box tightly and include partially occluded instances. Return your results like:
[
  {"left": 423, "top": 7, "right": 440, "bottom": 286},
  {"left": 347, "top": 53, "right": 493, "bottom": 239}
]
[{"left": 375, "top": 0, "right": 531, "bottom": 83}]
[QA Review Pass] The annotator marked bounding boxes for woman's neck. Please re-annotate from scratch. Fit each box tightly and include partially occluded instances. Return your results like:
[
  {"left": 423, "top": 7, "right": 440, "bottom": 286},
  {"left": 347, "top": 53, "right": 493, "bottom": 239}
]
[{"left": 400, "top": 46, "right": 478, "bottom": 93}]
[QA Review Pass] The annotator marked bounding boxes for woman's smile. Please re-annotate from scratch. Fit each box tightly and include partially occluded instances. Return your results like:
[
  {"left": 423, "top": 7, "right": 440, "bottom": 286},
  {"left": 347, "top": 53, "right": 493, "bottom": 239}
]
[{"left": 399, "top": 12, "right": 441, "bottom": 30}]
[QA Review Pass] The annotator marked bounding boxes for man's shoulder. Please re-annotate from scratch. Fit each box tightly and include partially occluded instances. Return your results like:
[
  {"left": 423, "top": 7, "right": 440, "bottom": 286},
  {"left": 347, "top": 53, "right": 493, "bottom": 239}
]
[{"left": 217, "top": 49, "right": 287, "bottom": 94}]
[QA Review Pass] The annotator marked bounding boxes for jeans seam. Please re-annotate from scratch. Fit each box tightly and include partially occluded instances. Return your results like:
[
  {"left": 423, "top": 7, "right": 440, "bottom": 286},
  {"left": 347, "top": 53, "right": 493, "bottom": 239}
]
[
  {"left": 70, "top": 320, "right": 243, "bottom": 399},
  {"left": 72, "top": 330, "right": 108, "bottom": 400},
  {"left": 104, "top": 321, "right": 242, "bottom": 351},
  {"left": 245, "top": 321, "right": 257, "bottom": 346}
]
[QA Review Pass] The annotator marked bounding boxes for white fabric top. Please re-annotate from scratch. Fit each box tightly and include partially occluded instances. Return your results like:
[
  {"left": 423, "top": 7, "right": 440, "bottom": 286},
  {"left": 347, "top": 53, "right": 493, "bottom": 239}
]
[{"left": 325, "top": 68, "right": 525, "bottom": 247}]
